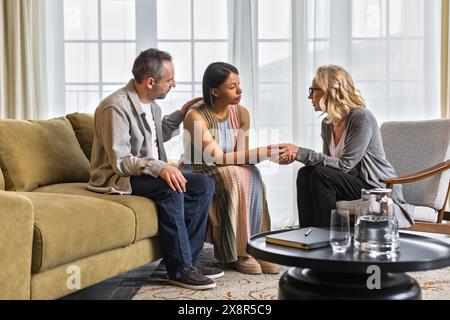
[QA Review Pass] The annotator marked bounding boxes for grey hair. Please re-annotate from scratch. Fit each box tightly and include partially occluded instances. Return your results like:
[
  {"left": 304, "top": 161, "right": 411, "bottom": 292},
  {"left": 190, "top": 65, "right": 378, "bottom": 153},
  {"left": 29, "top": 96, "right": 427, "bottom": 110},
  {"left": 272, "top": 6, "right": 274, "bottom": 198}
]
[{"left": 132, "top": 48, "right": 173, "bottom": 83}]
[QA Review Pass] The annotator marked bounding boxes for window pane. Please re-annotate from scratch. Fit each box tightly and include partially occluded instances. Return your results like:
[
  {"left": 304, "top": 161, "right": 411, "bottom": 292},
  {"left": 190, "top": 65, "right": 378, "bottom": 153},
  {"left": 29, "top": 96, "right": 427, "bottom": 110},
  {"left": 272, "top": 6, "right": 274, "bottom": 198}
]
[
  {"left": 352, "top": 0, "right": 387, "bottom": 38},
  {"left": 102, "top": 43, "right": 136, "bottom": 83},
  {"left": 258, "top": 42, "right": 291, "bottom": 82},
  {"left": 388, "top": 82, "right": 426, "bottom": 120},
  {"left": 259, "top": 0, "right": 291, "bottom": 39},
  {"left": 194, "top": 42, "right": 228, "bottom": 82},
  {"left": 158, "top": 86, "right": 194, "bottom": 159},
  {"left": 389, "top": 0, "right": 424, "bottom": 37},
  {"left": 157, "top": 0, "right": 191, "bottom": 39},
  {"left": 308, "top": 0, "right": 330, "bottom": 39},
  {"left": 158, "top": 86, "right": 193, "bottom": 114},
  {"left": 389, "top": 40, "right": 423, "bottom": 80},
  {"left": 308, "top": 41, "right": 330, "bottom": 74},
  {"left": 102, "top": 0, "right": 135, "bottom": 40},
  {"left": 65, "top": 85, "right": 100, "bottom": 114},
  {"left": 103, "top": 84, "right": 125, "bottom": 98},
  {"left": 64, "top": 0, "right": 98, "bottom": 40},
  {"left": 258, "top": 83, "right": 292, "bottom": 125},
  {"left": 351, "top": 40, "right": 386, "bottom": 81},
  {"left": 358, "top": 82, "right": 387, "bottom": 120},
  {"left": 194, "top": 0, "right": 228, "bottom": 39},
  {"left": 158, "top": 42, "right": 192, "bottom": 82},
  {"left": 65, "top": 43, "right": 99, "bottom": 82},
  {"left": 194, "top": 84, "right": 202, "bottom": 98}
]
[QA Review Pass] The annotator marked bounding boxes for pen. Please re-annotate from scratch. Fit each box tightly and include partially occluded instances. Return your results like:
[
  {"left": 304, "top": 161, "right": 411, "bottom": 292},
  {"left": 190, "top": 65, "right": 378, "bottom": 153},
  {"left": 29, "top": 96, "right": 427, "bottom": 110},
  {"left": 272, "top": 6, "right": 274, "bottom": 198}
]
[{"left": 305, "top": 228, "right": 312, "bottom": 236}]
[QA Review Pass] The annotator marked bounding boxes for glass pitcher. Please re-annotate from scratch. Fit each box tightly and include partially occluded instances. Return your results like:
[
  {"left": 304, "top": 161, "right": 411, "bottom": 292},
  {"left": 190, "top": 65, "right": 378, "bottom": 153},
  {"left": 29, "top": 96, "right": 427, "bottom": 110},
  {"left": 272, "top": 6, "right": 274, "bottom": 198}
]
[{"left": 354, "top": 188, "right": 400, "bottom": 256}]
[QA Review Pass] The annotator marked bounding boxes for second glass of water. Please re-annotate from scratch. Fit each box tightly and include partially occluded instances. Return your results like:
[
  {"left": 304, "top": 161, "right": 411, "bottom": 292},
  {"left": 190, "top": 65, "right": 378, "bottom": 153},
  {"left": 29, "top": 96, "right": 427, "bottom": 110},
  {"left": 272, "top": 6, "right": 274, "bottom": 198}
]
[{"left": 330, "top": 209, "right": 351, "bottom": 253}]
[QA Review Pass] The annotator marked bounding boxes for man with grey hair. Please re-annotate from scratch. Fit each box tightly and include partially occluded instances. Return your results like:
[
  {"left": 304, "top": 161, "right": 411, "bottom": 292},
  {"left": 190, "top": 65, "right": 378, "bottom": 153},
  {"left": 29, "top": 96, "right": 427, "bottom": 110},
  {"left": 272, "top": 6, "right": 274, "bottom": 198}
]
[{"left": 88, "top": 48, "right": 223, "bottom": 290}]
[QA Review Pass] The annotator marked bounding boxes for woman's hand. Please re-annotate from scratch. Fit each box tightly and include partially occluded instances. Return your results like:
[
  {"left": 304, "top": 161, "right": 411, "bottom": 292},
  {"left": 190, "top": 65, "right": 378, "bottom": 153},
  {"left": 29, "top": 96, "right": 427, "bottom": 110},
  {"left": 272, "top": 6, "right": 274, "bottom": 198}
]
[
  {"left": 278, "top": 144, "right": 299, "bottom": 165},
  {"left": 180, "top": 97, "right": 204, "bottom": 117}
]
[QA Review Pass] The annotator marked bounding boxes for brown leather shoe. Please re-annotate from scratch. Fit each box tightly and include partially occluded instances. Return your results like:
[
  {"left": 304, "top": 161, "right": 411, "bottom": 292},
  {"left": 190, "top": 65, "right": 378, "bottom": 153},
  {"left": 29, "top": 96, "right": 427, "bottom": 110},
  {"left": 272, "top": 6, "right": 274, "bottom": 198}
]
[
  {"left": 257, "top": 259, "right": 280, "bottom": 274},
  {"left": 234, "top": 256, "right": 262, "bottom": 275}
]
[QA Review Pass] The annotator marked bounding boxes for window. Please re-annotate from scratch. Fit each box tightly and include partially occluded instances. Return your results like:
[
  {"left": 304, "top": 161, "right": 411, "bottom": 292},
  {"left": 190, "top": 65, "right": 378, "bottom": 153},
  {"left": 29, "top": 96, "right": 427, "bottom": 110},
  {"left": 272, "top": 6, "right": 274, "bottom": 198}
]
[
  {"left": 350, "top": 0, "right": 438, "bottom": 123},
  {"left": 64, "top": 0, "right": 136, "bottom": 114},
  {"left": 63, "top": 0, "right": 229, "bottom": 117}
]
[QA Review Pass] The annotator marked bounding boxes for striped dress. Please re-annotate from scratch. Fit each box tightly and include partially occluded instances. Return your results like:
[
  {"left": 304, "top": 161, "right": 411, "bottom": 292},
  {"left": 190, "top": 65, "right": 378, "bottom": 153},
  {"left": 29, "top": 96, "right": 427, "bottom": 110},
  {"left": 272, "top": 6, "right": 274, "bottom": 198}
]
[{"left": 181, "top": 104, "right": 271, "bottom": 263}]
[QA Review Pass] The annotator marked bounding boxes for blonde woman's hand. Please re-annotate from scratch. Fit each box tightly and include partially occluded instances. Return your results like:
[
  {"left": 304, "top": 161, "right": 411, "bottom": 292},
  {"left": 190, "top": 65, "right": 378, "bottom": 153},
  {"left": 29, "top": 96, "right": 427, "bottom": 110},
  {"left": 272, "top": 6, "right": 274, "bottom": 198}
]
[{"left": 279, "top": 144, "right": 299, "bottom": 165}]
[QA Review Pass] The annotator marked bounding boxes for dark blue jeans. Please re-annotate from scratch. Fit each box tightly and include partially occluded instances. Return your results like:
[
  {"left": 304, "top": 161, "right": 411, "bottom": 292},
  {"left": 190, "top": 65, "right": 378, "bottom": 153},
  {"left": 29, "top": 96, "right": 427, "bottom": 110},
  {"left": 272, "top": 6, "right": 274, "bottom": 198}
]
[{"left": 131, "top": 173, "right": 215, "bottom": 279}]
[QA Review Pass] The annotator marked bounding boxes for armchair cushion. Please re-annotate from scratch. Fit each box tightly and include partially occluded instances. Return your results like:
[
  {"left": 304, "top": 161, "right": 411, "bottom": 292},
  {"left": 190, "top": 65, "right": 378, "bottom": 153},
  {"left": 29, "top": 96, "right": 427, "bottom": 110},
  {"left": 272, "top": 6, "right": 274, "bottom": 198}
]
[
  {"left": 381, "top": 119, "right": 450, "bottom": 210},
  {"left": 336, "top": 201, "right": 438, "bottom": 223},
  {"left": 0, "top": 117, "right": 90, "bottom": 191}
]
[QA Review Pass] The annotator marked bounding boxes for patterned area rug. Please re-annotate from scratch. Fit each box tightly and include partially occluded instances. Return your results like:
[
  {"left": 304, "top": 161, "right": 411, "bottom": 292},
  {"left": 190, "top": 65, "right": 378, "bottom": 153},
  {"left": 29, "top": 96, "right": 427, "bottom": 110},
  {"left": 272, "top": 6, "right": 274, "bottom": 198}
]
[{"left": 133, "top": 238, "right": 450, "bottom": 300}]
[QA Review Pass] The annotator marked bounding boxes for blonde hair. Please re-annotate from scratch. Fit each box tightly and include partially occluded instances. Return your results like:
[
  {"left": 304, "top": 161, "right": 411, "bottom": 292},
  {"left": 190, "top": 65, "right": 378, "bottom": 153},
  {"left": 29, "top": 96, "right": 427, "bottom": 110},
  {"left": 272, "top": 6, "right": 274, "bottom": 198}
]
[{"left": 314, "top": 65, "right": 366, "bottom": 123}]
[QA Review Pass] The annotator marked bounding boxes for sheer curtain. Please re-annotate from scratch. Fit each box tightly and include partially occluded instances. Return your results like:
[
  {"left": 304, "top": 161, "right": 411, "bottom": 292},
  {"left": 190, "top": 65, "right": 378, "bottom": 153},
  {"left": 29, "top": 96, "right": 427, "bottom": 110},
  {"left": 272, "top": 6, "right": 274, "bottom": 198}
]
[
  {"left": 230, "top": 0, "right": 442, "bottom": 229},
  {"left": 0, "top": 0, "right": 46, "bottom": 120},
  {"left": 0, "top": 0, "right": 64, "bottom": 120}
]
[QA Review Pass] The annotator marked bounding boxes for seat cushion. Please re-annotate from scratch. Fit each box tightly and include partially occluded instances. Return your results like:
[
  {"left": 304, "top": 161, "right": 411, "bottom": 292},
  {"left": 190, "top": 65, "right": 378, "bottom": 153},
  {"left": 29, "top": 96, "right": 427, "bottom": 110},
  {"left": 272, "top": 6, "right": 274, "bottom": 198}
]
[
  {"left": 18, "top": 192, "right": 136, "bottom": 274},
  {"left": 66, "top": 113, "right": 94, "bottom": 160},
  {"left": 0, "top": 168, "right": 4, "bottom": 190},
  {"left": 337, "top": 201, "right": 438, "bottom": 223},
  {"left": 412, "top": 206, "right": 439, "bottom": 223},
  {"left": 0, "top": 117, "right": 90, "bottom": 191},
  {"left": 34, "top": 183, "right": 158, "bottom": 242}
]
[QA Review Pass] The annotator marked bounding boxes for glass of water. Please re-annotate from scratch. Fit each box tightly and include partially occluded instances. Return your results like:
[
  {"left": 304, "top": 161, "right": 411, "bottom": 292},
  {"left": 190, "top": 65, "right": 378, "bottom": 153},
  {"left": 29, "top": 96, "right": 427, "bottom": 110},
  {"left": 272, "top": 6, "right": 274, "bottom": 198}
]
[{"left": 330, "top": 209, "right": 351, "bottom": 253}]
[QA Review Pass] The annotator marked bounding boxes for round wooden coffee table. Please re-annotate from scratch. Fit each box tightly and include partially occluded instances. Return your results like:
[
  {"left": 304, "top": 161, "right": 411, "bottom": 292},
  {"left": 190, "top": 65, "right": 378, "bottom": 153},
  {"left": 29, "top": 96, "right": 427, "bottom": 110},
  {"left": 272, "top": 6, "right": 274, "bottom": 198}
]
[{"left": 247, "top": 230, "right": 450, "bottom": 300}]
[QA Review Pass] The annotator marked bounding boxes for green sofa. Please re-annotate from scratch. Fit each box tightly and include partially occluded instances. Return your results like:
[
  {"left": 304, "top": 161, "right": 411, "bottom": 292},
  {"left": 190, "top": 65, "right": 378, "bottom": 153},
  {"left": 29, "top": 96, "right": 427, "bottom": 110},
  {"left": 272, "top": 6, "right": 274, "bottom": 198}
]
[{"left": 0, "top": 114, "right": 161, "bottom": 300}]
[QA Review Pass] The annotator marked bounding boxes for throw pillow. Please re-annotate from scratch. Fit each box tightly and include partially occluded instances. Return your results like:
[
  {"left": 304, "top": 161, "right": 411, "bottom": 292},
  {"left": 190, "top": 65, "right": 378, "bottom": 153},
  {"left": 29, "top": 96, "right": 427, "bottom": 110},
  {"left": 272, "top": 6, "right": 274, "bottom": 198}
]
[
  {"left": 0, "top": 117, "right": 90, "bottom": 191},
  {"left": 66, "top": 113, "right": 94, "bottom": 160}
]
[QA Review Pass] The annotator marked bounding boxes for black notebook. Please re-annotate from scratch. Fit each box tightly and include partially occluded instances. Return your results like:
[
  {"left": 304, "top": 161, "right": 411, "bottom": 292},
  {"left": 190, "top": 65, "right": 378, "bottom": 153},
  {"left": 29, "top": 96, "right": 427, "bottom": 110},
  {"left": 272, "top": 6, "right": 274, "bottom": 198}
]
[{"left": 265, "top": 228, "right": 330, "bottom": 250}]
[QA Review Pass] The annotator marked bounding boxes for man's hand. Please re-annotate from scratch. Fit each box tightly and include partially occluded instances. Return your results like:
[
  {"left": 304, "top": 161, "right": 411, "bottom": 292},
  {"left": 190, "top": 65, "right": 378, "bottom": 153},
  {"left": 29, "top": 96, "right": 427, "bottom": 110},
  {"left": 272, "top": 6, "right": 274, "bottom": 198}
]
[
  {"left": 278, "top": 144, "right": 299, "bottom": 165},
  {"left": 159, "top": 166, "right": 187, "bottom": 193},
  {"left": 180, "top": 97, "right": 204, "bottom": 117}
]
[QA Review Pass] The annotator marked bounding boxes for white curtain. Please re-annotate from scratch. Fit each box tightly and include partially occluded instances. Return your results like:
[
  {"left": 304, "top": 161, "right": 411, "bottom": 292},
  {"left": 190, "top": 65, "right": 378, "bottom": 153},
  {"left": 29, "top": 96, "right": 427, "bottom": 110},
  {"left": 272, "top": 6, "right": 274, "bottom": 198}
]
[
  {"left": 230, "top": 0, "right": 442, "bottom": 229},
  {"left": 0, "top": 0, "right": 46, "bottom": 119},
  {"left": 0, "top": 0, "right": 64, "bottom": 120}
]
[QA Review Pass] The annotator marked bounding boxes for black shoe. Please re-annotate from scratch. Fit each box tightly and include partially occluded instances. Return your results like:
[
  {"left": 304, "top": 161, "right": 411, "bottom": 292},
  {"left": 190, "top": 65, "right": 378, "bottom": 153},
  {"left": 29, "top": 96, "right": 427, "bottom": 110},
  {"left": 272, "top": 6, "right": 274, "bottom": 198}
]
[
  {"left": 168, "top": 267, "right": 216, "bottom": 290},
  {"left": 193, "top": 262, "right": 225, "bottom": 279}
]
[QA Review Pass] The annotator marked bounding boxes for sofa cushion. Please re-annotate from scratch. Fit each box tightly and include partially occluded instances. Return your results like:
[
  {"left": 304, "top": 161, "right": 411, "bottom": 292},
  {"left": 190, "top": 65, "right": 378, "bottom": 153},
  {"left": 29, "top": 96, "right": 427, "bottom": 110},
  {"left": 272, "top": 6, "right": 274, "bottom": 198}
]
[
  {"left": 34, "top": 183, "right": 159, "bottom": 242},
  {"left": 0, "top": 117, "right": 90, "bottom": 191},
  {"left": 18, "top": 192, "right": 136, "bottom": 274},
  {"left": 66, "top": 113, "right": 94, "bottom": 160}
]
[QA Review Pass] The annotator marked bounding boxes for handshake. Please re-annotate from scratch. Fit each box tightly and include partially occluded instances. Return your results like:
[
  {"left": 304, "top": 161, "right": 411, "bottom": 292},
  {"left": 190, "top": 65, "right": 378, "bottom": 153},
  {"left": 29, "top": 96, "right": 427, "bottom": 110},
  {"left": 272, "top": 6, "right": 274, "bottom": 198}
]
[{"left": 261, "top": 144, "right": 299, "bottom": 165}]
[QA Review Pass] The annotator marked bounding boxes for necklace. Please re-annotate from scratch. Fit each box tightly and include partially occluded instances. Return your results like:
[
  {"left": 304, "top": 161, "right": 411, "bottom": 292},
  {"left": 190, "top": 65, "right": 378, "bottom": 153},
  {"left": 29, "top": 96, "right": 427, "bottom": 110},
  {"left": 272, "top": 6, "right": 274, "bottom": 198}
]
[{"left": 212, "top": 108, "right": 229, "bottom": 122}]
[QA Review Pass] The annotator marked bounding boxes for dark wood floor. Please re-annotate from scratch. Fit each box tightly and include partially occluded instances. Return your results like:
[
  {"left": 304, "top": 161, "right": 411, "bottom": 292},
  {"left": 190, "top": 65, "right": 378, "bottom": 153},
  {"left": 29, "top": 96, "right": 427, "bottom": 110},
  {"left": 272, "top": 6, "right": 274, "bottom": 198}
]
[{"left": 60, "top": 259, "right": 161, "bottom": 300}]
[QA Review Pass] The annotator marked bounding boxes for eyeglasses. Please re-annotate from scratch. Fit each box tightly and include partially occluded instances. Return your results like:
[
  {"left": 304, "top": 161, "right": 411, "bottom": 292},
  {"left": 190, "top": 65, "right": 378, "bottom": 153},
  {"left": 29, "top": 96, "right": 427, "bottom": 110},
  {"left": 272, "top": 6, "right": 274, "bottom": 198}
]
[{"left": 309, "top": 87, "right": 322, "bottom": 96}]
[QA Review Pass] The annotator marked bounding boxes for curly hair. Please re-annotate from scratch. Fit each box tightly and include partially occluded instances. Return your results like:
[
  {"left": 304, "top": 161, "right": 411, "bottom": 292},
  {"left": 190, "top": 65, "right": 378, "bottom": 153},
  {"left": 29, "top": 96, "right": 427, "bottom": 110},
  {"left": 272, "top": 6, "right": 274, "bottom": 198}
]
[{"left": 314, "top": 65, "right": 366, "bottom": 123}]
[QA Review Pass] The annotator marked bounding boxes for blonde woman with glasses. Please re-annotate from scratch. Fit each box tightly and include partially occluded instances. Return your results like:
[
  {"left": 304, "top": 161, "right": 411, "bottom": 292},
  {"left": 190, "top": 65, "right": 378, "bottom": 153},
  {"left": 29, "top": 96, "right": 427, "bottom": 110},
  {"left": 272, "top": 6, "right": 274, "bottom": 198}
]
[{"left": 279, "top": 65, "right": 414, "bottom": 228}]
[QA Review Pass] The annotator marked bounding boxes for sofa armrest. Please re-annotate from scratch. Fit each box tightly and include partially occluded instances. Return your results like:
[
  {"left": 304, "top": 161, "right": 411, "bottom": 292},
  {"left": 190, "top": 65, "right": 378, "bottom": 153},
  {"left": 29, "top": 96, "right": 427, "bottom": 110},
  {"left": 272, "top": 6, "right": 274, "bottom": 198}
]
[{"left": 0, "top": 191, "right": 34, "bottom": 300}]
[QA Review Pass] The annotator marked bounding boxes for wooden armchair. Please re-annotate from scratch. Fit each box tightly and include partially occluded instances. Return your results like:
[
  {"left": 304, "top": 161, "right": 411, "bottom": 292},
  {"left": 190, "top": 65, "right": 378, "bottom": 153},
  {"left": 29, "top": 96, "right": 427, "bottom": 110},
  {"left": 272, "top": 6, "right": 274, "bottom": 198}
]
[{"left": 379, "top": 119, "right": 450, "bottom": 234}]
